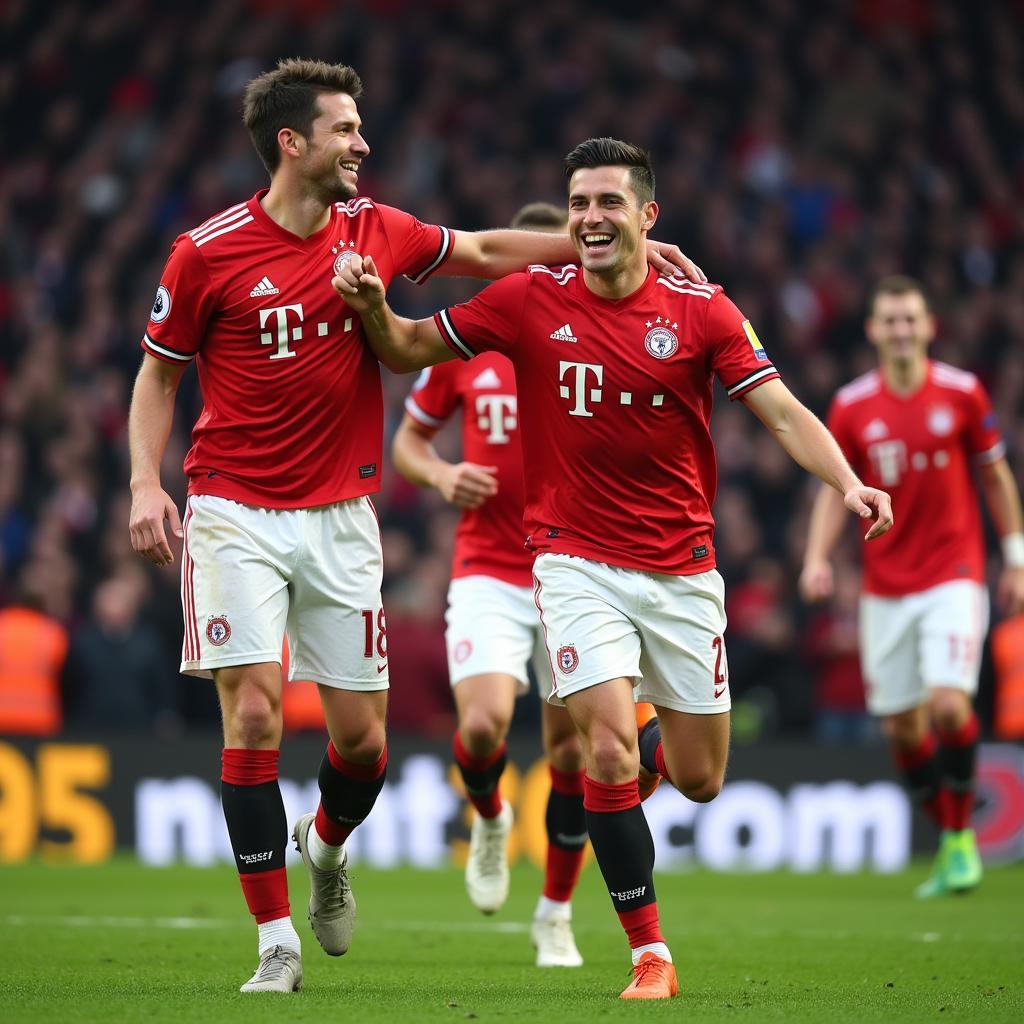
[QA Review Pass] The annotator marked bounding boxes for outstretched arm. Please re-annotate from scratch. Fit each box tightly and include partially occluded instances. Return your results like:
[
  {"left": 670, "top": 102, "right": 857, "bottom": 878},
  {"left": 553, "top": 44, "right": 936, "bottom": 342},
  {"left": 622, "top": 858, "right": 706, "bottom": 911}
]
[
  {"left": 978, "top": 457, "right": 1024, "bottom": 613},
  {"left": 443, "top": 229, "right": 706, "bottom": 282},
  {"left": 392, "top": 414, "right": 498, "bottom": 509},
  {"left": 742, "top": 378, "right": 893, "bottom": 541},
  {"left": 333, "top": 254, "right": 454, "bottom": 372}
]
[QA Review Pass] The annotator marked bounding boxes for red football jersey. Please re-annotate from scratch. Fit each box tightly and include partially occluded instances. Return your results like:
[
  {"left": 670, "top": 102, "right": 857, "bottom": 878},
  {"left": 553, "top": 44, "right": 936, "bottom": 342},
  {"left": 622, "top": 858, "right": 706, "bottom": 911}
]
[
  {"left": 828, "top": 361, "right": 1005, "bottom": 596},
  {"left": 434, "top": 266, "right": 780, "bottom": 575},
  {"left": 142, "top": 191, "right": 452, "bottom": 508},
  {"left": 405, "top": 354, "right": 532, "bottom": 587}
]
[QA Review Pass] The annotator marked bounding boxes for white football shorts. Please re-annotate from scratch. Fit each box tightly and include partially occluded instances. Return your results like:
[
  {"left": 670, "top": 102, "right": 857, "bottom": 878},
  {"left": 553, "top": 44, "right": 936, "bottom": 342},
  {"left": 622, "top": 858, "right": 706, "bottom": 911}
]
[
  {"left": 444, "top": 575, "right": 554, "bottom": 698},
  {"left": 532, "top": 553, "right": 731, "bottom": 714},
  {"left": 859, "top": 579, "right": 989, "bottom": 716},
  {"left": 180, "top": 494, "right": 388, "bottom": 690}
]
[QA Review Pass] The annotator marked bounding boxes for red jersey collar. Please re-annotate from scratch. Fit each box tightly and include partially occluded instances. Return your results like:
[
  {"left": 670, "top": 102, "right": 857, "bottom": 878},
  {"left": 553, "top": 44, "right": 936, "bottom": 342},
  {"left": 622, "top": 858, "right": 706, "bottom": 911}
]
[
  {"left": 247, "top": 189, "right": 341, "bottom": 250},
  {"left": 575, "top": 265, "right": 659, "bottom": 308}
]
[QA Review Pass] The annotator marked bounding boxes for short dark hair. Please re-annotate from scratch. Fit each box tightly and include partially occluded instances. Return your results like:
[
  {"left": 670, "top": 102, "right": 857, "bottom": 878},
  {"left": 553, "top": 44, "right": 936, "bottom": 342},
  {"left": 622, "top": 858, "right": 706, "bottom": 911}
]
[
  {"left": 510, "top": 202, "right": 567, "bottom": 231},
  {"left": 564, "top": 138, "right": 655, "bottom": 204},
  {"left": 869, "top": 275, "right": 930, "bottom": 315},
  {"left": 243, "top": 57, "right": 363, "bottom": 174}
]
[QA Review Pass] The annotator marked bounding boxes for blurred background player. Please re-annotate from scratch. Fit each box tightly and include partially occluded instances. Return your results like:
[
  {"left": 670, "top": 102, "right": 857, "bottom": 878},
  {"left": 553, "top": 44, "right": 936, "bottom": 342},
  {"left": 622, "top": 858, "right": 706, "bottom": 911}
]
[
  {"left": 801, "top": 275, "right": 1024, "bottom": 898},
  {"left": 393, "top": 202, "right": 588, "bottom": 968},
  {"left": 332, "top": 137, "right": 893, "bottom": 1000}
]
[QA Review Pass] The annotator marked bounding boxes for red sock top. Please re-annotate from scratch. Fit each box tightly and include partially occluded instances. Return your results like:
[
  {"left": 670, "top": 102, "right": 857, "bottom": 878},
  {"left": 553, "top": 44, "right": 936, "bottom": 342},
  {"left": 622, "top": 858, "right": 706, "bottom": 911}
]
[
  {"left": 892, "top": 732, "right": 937, "bottom": 772},
  {"left": 221, "top": 748, "right": 279, "bottom": 785},
  {"left": 938, "top": 713, "right": 979, "bottom": 748},
  {"left": 549, "top": 765, "right": 585, "bottom": 796},
  {"left": 583, "top": 775, "right": 640, "bottom": 813},
  {"left": 453, "top": 730, "right": 507, "bottom": 772},
  {"left": 326, "top": 741, "right": 387, "bottom": 781}
]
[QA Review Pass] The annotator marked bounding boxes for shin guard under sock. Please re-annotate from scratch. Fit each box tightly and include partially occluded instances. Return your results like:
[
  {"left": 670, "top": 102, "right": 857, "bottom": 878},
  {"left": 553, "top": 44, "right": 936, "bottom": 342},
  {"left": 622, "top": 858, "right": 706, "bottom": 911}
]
[
  {"left": 221, "top": 748, "right": 290, "bottom": 924},
  {"left": 314, "top": 741, "right": 387, "bottom": 847},
  {"left": 583, "top": 775, "right": 663, "bottom": 949},
  {"left": 544, "top": 766, "right": 586, "bottom": 902},
  {"left": 937, "top": 713, "right": 980, "bottom": 831},
  {"left": 892, "top": 733, "right": 943, "bottom": 828},
  {"left": 453, "top": 730, "right": 507, "bottom": 819},
  {"left": 638, "top": 717, "right": 672, "bottom": 783}
]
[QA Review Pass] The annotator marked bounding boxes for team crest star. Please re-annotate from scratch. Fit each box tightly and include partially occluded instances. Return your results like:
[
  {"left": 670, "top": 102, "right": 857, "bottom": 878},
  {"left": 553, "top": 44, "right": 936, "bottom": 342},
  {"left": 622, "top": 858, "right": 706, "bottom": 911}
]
[
  {"left": 332, "top": 246, "right": 338, "bottom": 254},
  {"left": 656, "top": 316, "right": 663, "bottom": 323},
  {"left": 672, "top": 322, "right": 679, "bottom": 329},
  {"left": 646, "top": 321, "right": 653, "bottom": 328}
]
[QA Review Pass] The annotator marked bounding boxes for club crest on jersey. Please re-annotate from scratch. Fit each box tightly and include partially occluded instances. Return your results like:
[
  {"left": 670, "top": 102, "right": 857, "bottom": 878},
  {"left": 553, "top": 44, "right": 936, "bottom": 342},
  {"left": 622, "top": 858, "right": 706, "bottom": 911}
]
[
  {"left": 150, "top": 285, "right": 171, "bottom": 323},
  {"left": 557, "top": 644, "right": 579, "bottom": 674},
  {"left": 928, "top": 405, "right": 955, "bottom": 437},
  {"left": 644, "top": 326, "right": 678, "bottom": 359},
  {"left": 206, "top": 615, "right": 231, "bottom": 647},
  {"left": 453, "top": 640, "right": 473, "bottom": 664},
  {"left": 332, "top": 250, "right": 359, "bottom": 277}
]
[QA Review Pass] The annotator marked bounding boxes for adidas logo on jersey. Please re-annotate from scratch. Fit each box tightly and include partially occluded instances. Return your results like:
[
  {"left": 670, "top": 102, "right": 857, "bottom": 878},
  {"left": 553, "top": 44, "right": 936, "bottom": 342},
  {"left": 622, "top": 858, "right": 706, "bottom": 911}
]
[
  {"left": 549, "top": 323, "right": 578, "bottom": 343},
  {"left": 472, "top": 368, "right": 502, "bottom": 389},
  {"left": 249, "top": 276, "right": 280, "bottom": 297},
  {"left": 863, "top": 418, "right": 889, "bottom": 441}
]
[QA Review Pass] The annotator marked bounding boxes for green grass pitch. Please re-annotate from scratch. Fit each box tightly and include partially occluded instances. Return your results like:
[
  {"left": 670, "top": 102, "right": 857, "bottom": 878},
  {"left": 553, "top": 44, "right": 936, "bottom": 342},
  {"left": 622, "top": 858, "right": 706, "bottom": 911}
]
[{"left": 1, "top": 859, "right": 1021, "bottom": 1022}]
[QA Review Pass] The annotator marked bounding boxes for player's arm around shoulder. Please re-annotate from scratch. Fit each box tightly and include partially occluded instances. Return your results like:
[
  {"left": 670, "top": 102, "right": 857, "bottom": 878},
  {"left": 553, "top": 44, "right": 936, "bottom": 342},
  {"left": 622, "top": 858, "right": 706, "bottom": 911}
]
[
  {"left": 742, "top": 377, "right": 893, "bottom": 541},
  {"left": 392, "top": 413, "right": 498, "bottom": 510},
  {"left": 333, "top": 254, "right": 454, "bottom": 373}
]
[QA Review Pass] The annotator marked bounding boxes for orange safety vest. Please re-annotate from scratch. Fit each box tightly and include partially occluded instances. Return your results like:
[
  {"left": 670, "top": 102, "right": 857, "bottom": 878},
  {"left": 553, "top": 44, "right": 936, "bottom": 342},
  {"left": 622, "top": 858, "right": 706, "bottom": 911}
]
[
  {"left": 992, "top": 614, "right": 1024, "bottom": 740},
  {"left": 0, "top": 606, "right": 68, "bottom": 735},
  {"left": 280, "top": 638, "right": 326, "bottom": 734}
]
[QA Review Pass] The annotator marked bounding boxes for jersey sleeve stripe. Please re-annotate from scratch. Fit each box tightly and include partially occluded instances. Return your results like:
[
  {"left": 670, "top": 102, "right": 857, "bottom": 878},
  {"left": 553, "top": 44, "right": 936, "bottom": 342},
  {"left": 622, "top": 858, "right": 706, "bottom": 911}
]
[
  {"left": 406, "top": 227, "right": 454, "bottom": 284},
  {"left": 404, "top": 395, "right": 445, "bottom": 428},
  {"left": 656, "top": 277, "right": 717, "bottom": 299},
  {"left": 434, "top": 309, "right": 475, "bottom": 360},
  {"left": 975, "top": 440, "right": 1007, "bottom": 465},
  {"left": 337, "top": 198, "right": 374, "bottom": 217},
  {"left": 726, "top": 365, "right": 780, "bottom": 399},
  {"left": 142, "top": 333, "right": 194, "bottom": 363},
  {"left": 192, "top": 215, "right": 254, "bottom": 247},
  {"left": 189, "top": 203, "right": 249, "bottom": 240}
]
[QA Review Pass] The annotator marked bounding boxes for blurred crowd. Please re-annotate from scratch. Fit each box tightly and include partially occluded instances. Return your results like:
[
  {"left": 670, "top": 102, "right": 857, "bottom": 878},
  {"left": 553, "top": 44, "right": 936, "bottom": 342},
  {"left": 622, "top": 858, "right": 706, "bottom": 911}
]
[{"left": 1, "top": 0, "right": 1022, "bottom": 740}]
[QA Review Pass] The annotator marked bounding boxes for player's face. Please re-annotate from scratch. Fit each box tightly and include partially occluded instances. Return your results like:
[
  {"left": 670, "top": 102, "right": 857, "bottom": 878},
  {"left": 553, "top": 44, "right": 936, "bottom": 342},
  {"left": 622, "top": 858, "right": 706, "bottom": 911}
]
[
  {"left": 567, "top": 167, "right": 657, "bottom": 275},
  {"left": 866, "top": 292, "right": 935, "bottom": 366},
  {"left": 299, "top": 92, "right": 370, "bottom": 202}
]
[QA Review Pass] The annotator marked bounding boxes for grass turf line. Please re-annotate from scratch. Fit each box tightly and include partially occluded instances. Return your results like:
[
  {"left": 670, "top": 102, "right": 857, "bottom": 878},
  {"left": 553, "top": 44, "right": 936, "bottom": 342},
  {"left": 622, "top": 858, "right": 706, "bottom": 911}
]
[{"left": 0, "top": 859, "right": 1021, "bottom": 1022}]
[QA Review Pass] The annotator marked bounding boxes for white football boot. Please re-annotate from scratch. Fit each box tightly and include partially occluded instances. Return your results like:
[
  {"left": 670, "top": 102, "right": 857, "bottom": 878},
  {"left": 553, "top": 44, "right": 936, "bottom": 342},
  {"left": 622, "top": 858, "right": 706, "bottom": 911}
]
[
  {"left": 239, "top": 945, "right": 303, "bottom": 993},
  {"left": 465, "top": 800, "right": 513, "bottom": 913}
]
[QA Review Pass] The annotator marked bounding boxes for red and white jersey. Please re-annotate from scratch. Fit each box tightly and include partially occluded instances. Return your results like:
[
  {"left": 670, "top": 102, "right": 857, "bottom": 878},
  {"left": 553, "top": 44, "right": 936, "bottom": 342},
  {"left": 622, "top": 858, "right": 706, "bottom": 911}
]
[
  {"left": 405, "top": 354, "right": 532, "bottom": 587},
  {"left": 828, "top": 360, "right": 1005, "bottom": 596},
  {"left": 142, "top": 190, "right": 452, "bottom": 508},
  {"left": 434, "top": 266, "right": 780, "bottom": 575}
]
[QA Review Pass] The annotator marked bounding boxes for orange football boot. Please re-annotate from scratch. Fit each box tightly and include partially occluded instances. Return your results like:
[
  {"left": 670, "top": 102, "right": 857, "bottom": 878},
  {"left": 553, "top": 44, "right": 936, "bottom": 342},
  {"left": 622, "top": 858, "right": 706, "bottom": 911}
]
[
  {"left": 620, "top": 952, "right": 679, "bottom": 1000},
  {"left": 636, "top": 704, "right": 661, "bottom": 801}
]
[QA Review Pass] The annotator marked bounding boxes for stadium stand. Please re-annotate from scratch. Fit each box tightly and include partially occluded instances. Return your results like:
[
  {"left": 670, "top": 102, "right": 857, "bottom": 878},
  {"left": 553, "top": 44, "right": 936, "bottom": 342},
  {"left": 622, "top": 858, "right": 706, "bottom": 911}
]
[{"left": 1, "top": 0, "right": 1021, "bottom": 736}]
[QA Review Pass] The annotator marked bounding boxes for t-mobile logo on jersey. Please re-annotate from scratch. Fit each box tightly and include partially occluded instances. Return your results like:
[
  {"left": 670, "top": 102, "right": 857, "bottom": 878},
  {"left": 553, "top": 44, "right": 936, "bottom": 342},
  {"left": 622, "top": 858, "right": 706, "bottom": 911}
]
[
  {"left": 559, "top": 360, "right": 604, "bottom": 417},
  {"left": 259, "top": 304, "right": 304, "bottom": 360},
  {"left": 868, "top": 439, "right": 907, "bottom": 487},
  {"left": 475, "top": 393, "right": 517, "bottom": 443}
]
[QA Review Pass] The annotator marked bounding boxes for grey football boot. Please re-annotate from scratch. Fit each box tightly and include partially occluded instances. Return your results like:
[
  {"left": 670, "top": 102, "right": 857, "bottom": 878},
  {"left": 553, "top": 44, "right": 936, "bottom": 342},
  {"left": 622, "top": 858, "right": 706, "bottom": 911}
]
[
  {"left": 239, "top": 945, "right": 303, "bottom": 993},
  {"left": 292, "top": 812, "right": 356, "bottom": 955}
]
